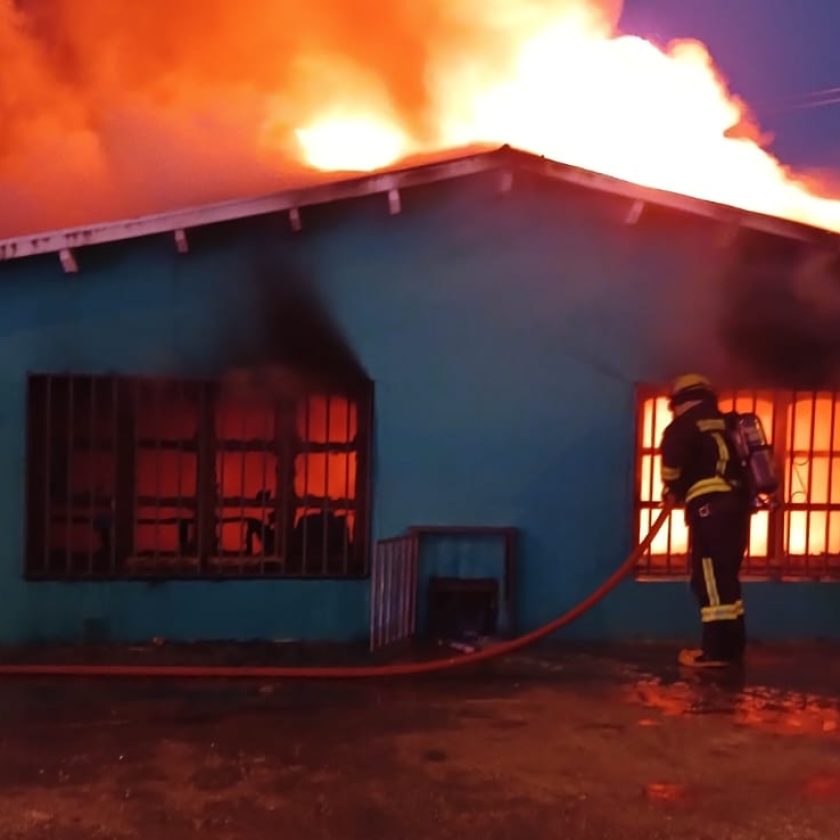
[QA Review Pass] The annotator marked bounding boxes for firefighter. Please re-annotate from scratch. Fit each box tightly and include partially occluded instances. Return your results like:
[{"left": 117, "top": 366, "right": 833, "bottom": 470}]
[{"left": 660, "top": 374, "right": 751, "bottom": 668}]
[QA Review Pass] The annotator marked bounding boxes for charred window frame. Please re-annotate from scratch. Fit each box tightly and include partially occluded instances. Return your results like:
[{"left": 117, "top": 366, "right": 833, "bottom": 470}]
[
  {"left": 635, "top": 386, "right": 840, "bottom": 580},
  {"left": 25, "top": 373, "right": 372, "bottom": 580}
]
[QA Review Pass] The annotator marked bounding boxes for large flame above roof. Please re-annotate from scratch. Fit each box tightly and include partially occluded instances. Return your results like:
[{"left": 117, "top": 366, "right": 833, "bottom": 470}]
[
  {"left": 293, "top": 6, "right": 840, "bottom": 233},
  {"left": 2, "top": 0, "right": 839, "bottom": 236}
]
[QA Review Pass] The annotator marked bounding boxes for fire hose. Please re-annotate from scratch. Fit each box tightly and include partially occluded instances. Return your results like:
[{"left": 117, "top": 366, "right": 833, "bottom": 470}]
[{"left": 0, "top": 503, "right": 672, "bottom": 680}]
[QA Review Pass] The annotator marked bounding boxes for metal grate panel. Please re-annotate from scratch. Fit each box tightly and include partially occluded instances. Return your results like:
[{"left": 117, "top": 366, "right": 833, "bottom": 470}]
[
  {"left": 25, "top": 373, "right": 371, "bottom": 579},
  {"left": 635, "top": 387, "right": 840, "bottom": 580}
]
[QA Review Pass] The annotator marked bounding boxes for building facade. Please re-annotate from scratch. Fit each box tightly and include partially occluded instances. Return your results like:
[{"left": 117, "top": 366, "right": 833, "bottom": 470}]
[{"left": 1, "top": 148, "right": 839, "bottom": 644}]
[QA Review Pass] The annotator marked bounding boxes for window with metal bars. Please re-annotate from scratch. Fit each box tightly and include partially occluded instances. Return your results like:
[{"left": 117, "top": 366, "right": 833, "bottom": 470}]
[
  {"left": 25, "top": 374, "right": 371, "bottom": 579},
  {"left": 636, "top": 387, "right": 840, "bottom": 579}
]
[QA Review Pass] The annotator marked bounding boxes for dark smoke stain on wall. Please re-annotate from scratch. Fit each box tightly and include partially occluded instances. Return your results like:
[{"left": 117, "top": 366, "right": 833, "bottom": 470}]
[
  {"left": 213, "top": 261, "right": 370, "bottom": 399},
  {"left": 717, "top": 233, "right": 840, "bottom": 390}
]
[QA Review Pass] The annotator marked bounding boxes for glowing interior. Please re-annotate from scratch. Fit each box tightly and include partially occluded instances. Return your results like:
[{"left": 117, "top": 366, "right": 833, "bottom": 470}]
[{"left": 638, "top": 392, "right": 840, "bottom": 570}]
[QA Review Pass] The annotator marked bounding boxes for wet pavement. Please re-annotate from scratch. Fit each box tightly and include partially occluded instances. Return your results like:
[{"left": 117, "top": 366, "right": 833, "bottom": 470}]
[{"left": 1, "top": 642, "right": 840, "bottom": 838}]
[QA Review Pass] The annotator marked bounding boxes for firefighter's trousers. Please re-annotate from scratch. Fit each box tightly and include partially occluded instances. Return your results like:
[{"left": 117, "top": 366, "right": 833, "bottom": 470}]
[{"left": 688, "top": 494, "right": 751, "bottom": 662}]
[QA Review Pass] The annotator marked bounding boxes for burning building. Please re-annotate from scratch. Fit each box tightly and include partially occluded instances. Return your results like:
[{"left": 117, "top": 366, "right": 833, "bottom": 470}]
[{"left": 1, "top": 145, "right": 840, "bottom": 645}]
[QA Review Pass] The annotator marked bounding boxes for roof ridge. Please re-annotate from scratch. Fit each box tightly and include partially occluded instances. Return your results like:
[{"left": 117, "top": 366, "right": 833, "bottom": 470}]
[{"left": 1, "top": 145, "right": 835, "bottom": 267}]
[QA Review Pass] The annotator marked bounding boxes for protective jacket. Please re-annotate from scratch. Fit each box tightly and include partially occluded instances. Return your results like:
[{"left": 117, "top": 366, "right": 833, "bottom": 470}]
[{"left": 660, "top": 398, "right": 746, "bottom": 509}]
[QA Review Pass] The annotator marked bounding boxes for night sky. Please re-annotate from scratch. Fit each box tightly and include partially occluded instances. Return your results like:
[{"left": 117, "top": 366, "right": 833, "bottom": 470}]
[{"left": 620, "top": 0, "right": 840, "bottom": 172}]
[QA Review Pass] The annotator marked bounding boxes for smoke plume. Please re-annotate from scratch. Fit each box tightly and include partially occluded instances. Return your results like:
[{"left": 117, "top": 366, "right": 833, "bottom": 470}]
[
  {"left": 215, "top": 261, "right": 369, "bottom": 402},
  {"left": 0, "top": 0, "right": 620, "bottom": 237},
  {"left": 718, "top": 237, "right": 840, "bottom": 389}
]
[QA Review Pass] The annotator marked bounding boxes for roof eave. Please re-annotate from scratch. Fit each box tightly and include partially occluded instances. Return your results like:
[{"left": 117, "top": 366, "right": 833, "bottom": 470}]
[{"left": 0, "top": 145, "right": 836, "bottom": 264}]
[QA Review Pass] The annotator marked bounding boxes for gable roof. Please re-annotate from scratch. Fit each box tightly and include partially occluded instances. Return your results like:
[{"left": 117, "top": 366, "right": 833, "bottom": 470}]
[{"left": 1, "top": 145, "right": 837, "bottom": 268}]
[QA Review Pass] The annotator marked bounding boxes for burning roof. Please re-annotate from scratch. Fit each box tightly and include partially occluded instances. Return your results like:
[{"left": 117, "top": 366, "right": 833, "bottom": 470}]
[
  {"left": 3, "top": 0, "right": 840, "bottom": 241},
  {"left": 0, "top": 146, "right": 837, "bottom": 270}
]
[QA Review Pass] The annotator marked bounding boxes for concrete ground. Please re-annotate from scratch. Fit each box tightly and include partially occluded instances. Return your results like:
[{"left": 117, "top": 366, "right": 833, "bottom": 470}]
[{"left": 1, "top": 643, "right": 840, "bottom": 839}]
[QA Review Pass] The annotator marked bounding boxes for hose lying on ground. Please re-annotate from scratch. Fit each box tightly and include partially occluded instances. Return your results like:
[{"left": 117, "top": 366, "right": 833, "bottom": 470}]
[{"left": 0, "top": 503, "right": 673, "bottom": 680}]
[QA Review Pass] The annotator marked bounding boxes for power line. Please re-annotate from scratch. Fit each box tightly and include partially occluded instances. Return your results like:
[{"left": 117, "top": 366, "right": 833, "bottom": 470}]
[{"left": 777, "top": 85, "right": 840, "bottom": 112}]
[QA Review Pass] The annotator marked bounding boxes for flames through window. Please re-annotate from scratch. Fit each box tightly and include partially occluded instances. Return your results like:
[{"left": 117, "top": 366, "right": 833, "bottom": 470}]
[
  {"left": 25, "top": 374, "right": 371, "bottom": 578},
  {"left": 637, "top": 388, "right": 840, "bottom": 579}
]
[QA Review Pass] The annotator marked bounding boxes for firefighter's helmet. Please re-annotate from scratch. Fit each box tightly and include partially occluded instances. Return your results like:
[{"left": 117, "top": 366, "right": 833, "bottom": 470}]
[{"left": 669, "top": 373, "right": 715, "bottom": 409}]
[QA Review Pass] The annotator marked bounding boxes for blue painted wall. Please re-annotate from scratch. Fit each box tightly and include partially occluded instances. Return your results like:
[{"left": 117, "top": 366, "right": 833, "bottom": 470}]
[{"left": 0, "top": 169, "right": 837, "bottom": 644}]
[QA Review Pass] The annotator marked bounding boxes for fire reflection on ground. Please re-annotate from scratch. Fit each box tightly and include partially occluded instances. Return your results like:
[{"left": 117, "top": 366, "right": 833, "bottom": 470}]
[{"left": 629, "top": 674, "right": 840, "bottom": 737}]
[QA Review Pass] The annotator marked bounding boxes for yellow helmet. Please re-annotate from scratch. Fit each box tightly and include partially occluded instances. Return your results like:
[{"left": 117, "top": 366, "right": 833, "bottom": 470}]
[{"left": 669, "top": 374, "right": 715, "bottom": 408}]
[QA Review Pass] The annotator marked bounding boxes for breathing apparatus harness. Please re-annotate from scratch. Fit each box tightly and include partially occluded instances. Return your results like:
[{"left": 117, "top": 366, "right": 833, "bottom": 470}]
[
  {"left": 669, "top": 375, "right": 780, "bottom": 512},
  {"left": 723, "top": 410, "right": 780, "bottom": 511}
]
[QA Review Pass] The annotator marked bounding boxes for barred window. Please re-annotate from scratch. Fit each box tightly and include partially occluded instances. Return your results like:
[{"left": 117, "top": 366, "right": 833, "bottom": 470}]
[
  {"left": 636, "top": 388, "right": 840, "bottom": 579},
  {"left": 25, "top": 374, "right": 371, "bottom": 579}
]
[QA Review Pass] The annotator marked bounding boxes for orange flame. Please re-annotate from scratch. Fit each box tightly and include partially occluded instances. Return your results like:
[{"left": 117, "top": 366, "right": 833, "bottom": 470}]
[
  {"left": 296, "top": 6, "right": 840, "bottom": 232},
  {"left": 2, "top": 0, "right": 839, "bottom": 236},
  {"left": 295, "top": 117, "right": 410, "bottom": 171}
]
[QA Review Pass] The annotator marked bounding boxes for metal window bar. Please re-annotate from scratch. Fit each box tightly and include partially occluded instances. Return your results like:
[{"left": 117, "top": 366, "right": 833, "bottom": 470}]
[
  {"left": 323, "top": 396, "right": 331, "bottom": 575},
  {"left": 301, "top": 396, "right": 310, "bottom": 574},
  {"left": 258, "top": 401, "right": 269, "bottom": 576},
  {"left": 87, "top": 377, "right": 94, "bottom": 575},
  {"left": 108, "top": 377, "right": 118, "bottom": 574},
  {"left": 650, "top": 396, "right": 660, "bottom": 573},
  {"left": 634, "top": 394, "right": 649, "bottom": 576},
  {"left": 196, "top": 381, "right": 211, "bottom": 569},
  {"left": 645, "top": 388, "right": 687, "bottom": 574},
  {"left": 805, "top": 391, "right": 817, "bottom": 574},
  {"left": 343, "top": 398, "right": 352, "bottom": 575},
  {"left": 787, "top": 391, "right": 805, "bottom": 572},
  {"left": 358, "top": 386, "right": 374, "bottom": 576},
  {"left": 647, "top": 397, "right": 657, "bottom": 570},
  {"left": 64, "top": 376, "right": 73, "bottom": 574},
  {"left": 26, "top": 374, "right": 371, "bottom": 580},
  {"left": 746, "top": 390, "right": 759, "bottom": 571},
  {"left": 276, "top": 402, "right": 290, "bottom": 575},
  {"left": 238, "top": 398, "right": 247, "bottom": 574},
  {"left": 131, "top": 379, "right": 139, "bottom": 562},
  {"left": 153, "top": 381, "right": 162, "bottom": 567},
  {"left": 827, "top": 394, "right": 838, "bottom": 570},
  {"left": 187, "top": 381, "right": 197, "bottom": 573},
  {"left": 785, "top": 391, "right": 807, "bottom": 574},
  {"left": 111, "top": 376, "right": 118, "bottom": 575},
  {"left": 217, "top": 390, "right": 226, "bottom": 566},
  {"left": 635, "top": 395, "right": 648, "bottom": 574},
  {"left": 175, "top": 379, "right": 184, "bottom": 569},
  {"left": 769, "top": 390, "right": 789, "bottom": 576},
  {"left": 43, "top": 377, "right": 52, "bottom": 575}
]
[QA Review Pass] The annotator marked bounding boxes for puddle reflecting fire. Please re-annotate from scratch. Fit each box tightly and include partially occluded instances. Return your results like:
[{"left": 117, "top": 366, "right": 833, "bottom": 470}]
[{"left": 629, "top": 677, "right": 840, "bottom": 737}]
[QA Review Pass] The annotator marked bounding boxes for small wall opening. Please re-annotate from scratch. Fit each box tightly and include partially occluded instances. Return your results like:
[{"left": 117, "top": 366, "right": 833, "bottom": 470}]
[{"left": 427, "top": 577, "right": 499, "bottom": 640}]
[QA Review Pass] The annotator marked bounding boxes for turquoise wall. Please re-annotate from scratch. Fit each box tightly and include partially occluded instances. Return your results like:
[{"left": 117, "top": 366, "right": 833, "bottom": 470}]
[{"left": 0, "top": 169, "right": 837, "bottom": 644}]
